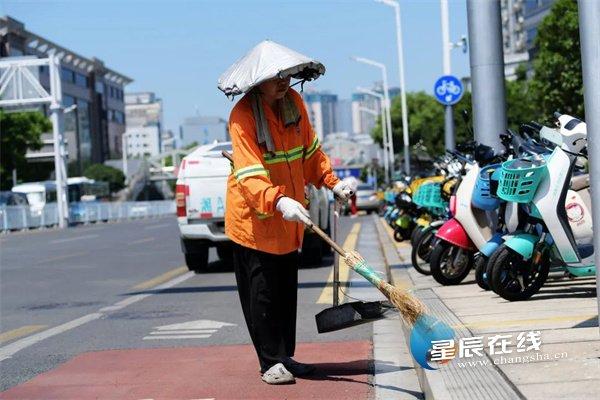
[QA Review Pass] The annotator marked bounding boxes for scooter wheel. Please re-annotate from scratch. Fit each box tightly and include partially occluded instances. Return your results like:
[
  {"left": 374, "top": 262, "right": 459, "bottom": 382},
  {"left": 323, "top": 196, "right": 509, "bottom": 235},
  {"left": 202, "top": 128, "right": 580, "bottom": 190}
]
[
  {"left": 411, "top": 226, "right": 437, "bottom": 275},
  {"left": 430, "top": 241, "right": 474, "bottom": 285},
  {"left": 485, "top": 246, "right": 504, "bottom": 293},
  {"left": 474, "top": 254, "right": 489, "bottom": 290},
  {"left": 410, "top": 226, "right": 423, "bottom": 247},
  {"left": 490, "top": 245, "right": 550, "bottom": 301},
  {"left": 393, "top": 229, "right": 406, "bottom": 242}
]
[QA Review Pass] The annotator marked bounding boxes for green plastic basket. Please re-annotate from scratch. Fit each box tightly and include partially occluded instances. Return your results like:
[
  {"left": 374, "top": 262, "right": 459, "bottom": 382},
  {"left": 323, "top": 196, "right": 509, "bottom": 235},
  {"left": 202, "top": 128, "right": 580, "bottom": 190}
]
[
  {"left": 497, "top": 158, "right": 547, "bottom": 203},
  {"left": 413, "top": 183, "right": 448, "bottom": 214}
]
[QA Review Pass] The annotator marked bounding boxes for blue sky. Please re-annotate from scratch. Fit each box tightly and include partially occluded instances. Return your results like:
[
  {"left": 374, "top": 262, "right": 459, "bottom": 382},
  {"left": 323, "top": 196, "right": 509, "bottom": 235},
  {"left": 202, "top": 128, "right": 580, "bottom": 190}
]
[{"left": 1, "top": 0, "right": 471, "bottom": 132}]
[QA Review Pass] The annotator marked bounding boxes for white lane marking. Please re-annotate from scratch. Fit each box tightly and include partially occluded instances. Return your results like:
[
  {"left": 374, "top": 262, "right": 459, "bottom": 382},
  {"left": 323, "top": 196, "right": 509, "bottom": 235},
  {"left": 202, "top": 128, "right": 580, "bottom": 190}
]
[
  {"left": 0, "top": 271, "right": 195, "bottom": 361},
  {"left": 144, "top": 319, "right": 236, "bottom": 341},
  {"left": 149, "top": 330, "right": 218, "bottom": 335},
  {"left": 143, "top": 335, "right": 212, "bottom": 340},
  {"left": 50, "top": 234, "right": 99, "bottom": 244},
  {"left": 143, "top": 223, "right": 170, "bottom": 230},
  {"left": 0, "top": 313, "right": 103, "bottom": 361}
]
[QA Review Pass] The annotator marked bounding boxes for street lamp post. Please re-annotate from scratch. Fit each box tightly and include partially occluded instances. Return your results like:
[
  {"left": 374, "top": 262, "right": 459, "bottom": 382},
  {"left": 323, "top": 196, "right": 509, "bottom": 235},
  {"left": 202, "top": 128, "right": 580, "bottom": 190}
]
[
  {"left": 376, "top": 0, "right": 410, "bottom": 175},
  {"left": 352, "top": 56, "right": 394, "bottom": 181},
  {"left": 357, "top": 90, "right": 389, "bottom": 183}
]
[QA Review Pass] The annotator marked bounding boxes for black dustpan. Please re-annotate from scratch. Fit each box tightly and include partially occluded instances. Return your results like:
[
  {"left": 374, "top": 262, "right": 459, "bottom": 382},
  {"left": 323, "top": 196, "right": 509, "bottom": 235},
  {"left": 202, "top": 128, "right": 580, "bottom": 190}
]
[
  {"left": 315, "top": 300, "right": 395, "bottom": 333},
  {"left": 314, "top": 203, "right": 395, "bottom": 334}
]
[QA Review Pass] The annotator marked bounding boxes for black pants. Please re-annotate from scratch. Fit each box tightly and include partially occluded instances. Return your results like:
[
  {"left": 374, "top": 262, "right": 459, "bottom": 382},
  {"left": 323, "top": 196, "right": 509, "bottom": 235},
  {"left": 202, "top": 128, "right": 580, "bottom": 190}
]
[{"left": 232, "top": 243, "right": 299, "bottom": 373}]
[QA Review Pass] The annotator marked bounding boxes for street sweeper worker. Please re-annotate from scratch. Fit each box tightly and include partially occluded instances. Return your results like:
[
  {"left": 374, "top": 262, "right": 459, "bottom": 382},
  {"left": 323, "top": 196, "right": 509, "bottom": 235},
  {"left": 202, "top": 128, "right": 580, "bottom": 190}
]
[{"left": 219, "top": 40, "right": 354, "bottom": 385}]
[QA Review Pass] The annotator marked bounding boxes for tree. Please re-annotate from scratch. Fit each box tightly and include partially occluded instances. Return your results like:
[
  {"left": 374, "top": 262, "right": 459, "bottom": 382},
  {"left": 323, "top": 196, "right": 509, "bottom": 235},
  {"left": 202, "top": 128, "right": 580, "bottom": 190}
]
[
  {"left": 83, "top": 164, "right": 125, "bottom": 193},
  {"left": 371, "top": 91, "right": 474, "bottom": 158},
  {"left": 531, "top": 0, "right": 583, "bottom": 119},
  {"left": 0, "top": 109, "right": 49, "bottom": 190}
]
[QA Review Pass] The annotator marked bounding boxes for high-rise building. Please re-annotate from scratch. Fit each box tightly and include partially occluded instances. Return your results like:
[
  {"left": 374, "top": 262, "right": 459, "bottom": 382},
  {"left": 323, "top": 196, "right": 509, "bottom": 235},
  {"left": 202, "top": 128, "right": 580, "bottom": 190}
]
[
  {"left": 179, "top": 116, "right": 227, "bottom": 148},
  {"left": 336, "top": 99, "right": 353, "bottom": 135},
  {"left": 351, "top": 86, "right": 399, "bottom": 136},
  {"left": 0, "top": 16, "right": 132, "bottom": 173},
  {"left": 124, "top": 92, "right": 162, "bottom": 158},
  {"left": 303, "top": 91, "right": 337, "bottom": 141},
  {"left": 501, "top": 0, "right": 556, "bottom": 79}
]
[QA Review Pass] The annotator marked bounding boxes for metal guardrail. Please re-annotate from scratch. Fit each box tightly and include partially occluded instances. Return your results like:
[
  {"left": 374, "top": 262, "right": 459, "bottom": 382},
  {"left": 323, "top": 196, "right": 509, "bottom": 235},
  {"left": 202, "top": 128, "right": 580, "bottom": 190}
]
[{"left": 0, "top": 200, "right": 176, "bottom": 232}]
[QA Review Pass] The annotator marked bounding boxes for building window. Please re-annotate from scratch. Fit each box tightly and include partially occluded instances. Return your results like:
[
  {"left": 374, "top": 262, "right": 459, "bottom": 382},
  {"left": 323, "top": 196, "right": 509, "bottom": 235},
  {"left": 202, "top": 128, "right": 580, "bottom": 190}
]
[
  {"left": 61, "top": 67, "right": 75, "bottom": 83},
  {"left": 75, "top": 73, "right": 89, "bottom": 88}
]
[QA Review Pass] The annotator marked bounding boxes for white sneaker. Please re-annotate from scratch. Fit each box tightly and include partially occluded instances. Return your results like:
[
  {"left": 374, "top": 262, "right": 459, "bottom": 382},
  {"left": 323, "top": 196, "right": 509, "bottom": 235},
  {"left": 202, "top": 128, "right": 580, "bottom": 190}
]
[{"left": 261, "top": 363, "right": 295, "bottom": 385}]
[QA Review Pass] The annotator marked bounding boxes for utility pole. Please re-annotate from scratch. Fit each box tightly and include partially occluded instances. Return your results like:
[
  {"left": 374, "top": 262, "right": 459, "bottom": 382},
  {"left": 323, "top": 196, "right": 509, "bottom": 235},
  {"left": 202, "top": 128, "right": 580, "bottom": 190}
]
[
  {"left": 466, "top": 0, "right": 506, "bottom": 151},
  {"left": 577, "top": 0, "right": 600, "bottom": 331},
  {"left": 440, "top": 0, "right": 455, "bottom": 151}
]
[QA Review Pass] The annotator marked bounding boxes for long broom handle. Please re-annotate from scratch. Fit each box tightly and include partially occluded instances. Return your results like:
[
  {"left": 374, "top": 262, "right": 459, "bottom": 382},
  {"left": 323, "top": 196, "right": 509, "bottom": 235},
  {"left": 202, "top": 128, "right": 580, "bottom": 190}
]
[{"left": 222, "top": 150, "right": 347, "bottom": 258}]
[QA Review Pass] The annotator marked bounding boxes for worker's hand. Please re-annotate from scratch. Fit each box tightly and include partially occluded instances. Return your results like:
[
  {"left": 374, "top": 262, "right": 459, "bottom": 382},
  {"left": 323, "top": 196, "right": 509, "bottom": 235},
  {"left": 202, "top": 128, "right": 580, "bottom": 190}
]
[
  {"left": 332, "top": 181, "right": 355, "bottom": 203},
  {"left": 275, "top": 196, "right": 311, "bottom": 224}
]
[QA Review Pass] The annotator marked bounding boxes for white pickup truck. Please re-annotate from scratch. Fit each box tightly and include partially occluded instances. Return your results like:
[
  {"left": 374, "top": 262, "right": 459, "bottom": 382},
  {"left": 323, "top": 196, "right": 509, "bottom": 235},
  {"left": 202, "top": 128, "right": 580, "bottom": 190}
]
[{"left": 176, "top": 142, "right": 331, "bottom": 272}]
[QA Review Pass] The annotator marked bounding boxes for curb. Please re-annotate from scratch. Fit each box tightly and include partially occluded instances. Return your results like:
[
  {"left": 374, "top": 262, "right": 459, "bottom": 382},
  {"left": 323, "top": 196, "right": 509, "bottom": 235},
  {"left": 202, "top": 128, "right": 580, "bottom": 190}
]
[{"left": 375, "top": 217, "right": 523, "bottom": 400}]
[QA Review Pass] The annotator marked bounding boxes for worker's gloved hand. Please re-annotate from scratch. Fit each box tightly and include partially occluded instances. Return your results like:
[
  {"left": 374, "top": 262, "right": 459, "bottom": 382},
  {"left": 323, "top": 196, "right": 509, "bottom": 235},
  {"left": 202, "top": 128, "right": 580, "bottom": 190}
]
[
  {"left": 275, "top": 196, "right": 311, "bottom": 224},
  {"left": 332, "top": 181, "right": 355, "bottom": 202}
]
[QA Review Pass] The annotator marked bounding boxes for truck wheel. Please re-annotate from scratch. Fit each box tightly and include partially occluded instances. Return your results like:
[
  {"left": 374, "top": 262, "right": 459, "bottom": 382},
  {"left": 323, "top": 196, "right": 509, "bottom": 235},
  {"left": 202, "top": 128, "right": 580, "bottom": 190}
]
[{"left": 185, "top": 245, "right": 209, "bottom": 273}]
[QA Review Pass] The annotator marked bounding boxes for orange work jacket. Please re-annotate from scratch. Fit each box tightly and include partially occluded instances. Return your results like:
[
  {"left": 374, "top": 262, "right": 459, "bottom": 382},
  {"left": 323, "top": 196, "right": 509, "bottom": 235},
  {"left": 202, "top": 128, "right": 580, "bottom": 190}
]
[{"left": 225, "top": 88, "right": 340, "bottom": 255}]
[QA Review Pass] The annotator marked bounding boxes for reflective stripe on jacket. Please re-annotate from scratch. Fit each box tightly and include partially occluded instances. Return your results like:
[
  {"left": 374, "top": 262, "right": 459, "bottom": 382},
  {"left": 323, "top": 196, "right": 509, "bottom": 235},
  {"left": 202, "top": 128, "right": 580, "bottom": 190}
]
[{"left": 225, "top": 88, "right": 340, "bottom": 255}]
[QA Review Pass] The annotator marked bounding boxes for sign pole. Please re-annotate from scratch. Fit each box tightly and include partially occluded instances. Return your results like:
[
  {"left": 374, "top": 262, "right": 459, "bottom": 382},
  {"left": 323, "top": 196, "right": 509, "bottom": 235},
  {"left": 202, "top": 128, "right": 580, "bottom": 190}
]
[{"left": 441, "top": 0, "right": 456, "bottom": 151}]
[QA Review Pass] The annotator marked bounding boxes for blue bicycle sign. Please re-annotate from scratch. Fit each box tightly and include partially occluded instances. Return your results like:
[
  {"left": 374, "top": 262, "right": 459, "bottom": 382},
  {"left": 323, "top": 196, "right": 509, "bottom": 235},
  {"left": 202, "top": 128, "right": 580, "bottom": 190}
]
[{"left": 434, "top": 75, "right": 463, "bottom": 106}]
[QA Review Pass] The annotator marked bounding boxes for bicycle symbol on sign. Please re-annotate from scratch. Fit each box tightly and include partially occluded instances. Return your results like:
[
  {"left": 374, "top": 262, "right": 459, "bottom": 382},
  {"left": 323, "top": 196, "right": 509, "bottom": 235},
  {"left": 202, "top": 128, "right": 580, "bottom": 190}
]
[{"left": 436, "top": 79, "right": 461, "bottom": 97}]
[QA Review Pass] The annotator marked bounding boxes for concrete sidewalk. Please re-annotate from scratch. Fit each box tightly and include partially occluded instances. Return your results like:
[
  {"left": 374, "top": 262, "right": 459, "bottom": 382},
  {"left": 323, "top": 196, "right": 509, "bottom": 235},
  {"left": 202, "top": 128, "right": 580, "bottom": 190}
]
[{"left": 376, "top": 217, "right": 600, "bottom": 400}]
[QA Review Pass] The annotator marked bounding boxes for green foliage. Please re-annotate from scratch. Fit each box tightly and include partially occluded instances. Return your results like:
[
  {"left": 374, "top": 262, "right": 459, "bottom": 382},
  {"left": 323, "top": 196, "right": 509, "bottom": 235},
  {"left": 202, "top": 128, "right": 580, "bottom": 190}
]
[
  {"left": 371, "top": 91, "right": 474, "bottom": 158},
  {"left": 0, "top": 109, "right": 50, "bottom": 190},
  {"left": 83, "top": 163, "right": 125, "bottom": 192},
  {"left": 530, "top": 0, "right": 583, "bottom": 119}
]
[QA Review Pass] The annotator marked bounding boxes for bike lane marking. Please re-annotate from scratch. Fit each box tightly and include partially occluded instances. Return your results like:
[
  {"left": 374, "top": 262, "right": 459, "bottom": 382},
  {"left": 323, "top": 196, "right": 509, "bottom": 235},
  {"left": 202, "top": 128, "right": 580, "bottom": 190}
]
[
  {"left": 131, "top": 265, "right": 188, "bottom": 290},
  {"left": 0, "top": 270, "right": 195, "bottom": 361}
]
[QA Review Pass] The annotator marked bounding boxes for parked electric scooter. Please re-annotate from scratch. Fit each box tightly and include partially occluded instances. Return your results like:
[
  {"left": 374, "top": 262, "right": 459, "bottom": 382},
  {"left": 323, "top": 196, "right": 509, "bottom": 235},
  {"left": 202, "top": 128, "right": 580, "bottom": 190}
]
[{"left": 489, "top": 113, "right": 594, "bottom": 301}]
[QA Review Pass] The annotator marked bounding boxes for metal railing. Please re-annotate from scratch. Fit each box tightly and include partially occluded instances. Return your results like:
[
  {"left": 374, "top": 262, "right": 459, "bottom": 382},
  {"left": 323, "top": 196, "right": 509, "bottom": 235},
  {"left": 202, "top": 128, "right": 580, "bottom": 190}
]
[{"left": 0, "top": 200, "right": 176, "bottom": 232}]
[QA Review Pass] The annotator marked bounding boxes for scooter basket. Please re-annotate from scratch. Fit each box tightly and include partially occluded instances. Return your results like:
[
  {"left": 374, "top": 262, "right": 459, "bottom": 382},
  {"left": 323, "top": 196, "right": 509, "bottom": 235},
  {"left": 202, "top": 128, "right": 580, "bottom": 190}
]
[
  {"left": 412, "top": 185, "right": 428, "bottom": 207},
  {"left": 497, "top": 158, "right": 547, "bottom": 203},
  {"left": 472, "top": 164, "right": 502, "bottom": 210},
  {"left": 421, "top": 183, "right": 448, "bottom": 210}
]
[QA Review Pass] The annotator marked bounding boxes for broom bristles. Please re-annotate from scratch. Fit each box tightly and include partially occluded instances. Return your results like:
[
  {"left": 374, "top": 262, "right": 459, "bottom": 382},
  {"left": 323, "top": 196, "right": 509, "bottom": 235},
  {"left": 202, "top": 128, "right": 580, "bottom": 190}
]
[{"left": 344, "top": 250, "right": 426, "bottom": 325}]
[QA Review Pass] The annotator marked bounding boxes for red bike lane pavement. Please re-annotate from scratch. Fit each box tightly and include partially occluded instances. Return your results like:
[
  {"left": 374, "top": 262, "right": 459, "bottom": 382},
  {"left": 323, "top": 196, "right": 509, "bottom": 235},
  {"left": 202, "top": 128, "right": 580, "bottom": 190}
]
[{"left": 1, "top": 340, "right": 373, "bottom": 399}]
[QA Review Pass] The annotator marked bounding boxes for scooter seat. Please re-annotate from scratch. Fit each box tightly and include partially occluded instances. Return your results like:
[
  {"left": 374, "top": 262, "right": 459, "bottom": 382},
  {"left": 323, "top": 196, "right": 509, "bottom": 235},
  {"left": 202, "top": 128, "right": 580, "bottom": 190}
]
[{"left": 571, "top": 174, "right": 589, "bottom": 191}]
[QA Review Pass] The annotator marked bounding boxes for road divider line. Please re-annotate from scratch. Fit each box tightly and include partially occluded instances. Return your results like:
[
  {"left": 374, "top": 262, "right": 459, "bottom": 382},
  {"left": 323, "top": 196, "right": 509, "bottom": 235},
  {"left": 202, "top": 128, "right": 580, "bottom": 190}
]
[
  {"left": 50, "top": 234, "right": 99, "bottom": 244},
  {"left": 316, "top": 222, "right": 361, "bottom": 304},
  {"left": 132, "top": 266, "right": 188, "bottom": 290},
  {"left": 0, "top": 313, "right": 103, "bottom": 361},
  {"left": 129, "top": 237, "right": 156, "bottom": 245},
  {"left": 0, "top": 270, "right": 195, "bottom": 361},
  {"left": 0, "top": 325, "right": 47, "bottom": 344}
]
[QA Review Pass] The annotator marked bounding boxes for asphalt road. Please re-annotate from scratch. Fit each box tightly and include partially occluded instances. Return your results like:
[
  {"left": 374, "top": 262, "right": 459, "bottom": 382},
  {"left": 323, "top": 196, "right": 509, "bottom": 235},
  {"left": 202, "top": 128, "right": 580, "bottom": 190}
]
[{"left": 0, "top": 215, "right": 371, "bottom": 391}]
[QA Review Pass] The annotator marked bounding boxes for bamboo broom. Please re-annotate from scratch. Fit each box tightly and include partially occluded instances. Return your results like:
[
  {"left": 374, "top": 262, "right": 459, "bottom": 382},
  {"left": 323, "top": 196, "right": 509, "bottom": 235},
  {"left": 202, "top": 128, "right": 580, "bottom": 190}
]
[{"left": 222, "top": 150, "right": 427, "bottom": 326}]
